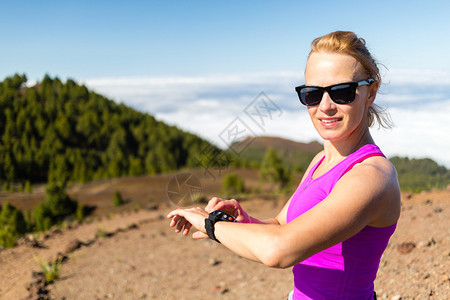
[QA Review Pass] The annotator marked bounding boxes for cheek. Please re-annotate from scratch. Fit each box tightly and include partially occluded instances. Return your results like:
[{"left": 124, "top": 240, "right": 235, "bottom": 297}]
[
  {"left": 348, "top": 101, "right": 367, "bottom": 124},
  {"left": 306, "top": 107, "right": 314, "bottom": 117}
]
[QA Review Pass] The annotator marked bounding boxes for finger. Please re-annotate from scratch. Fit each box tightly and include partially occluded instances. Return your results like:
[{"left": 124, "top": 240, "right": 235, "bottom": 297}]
[
  {"left": 205, "top": 197, "right": 223, "bottom": 212},
  {"left": 167, "top": 209, "right": 183, "bottom": 219},
  {"left": 176, "top": 218, "right": 188, "bottom": 233},
  {"left": 192, "top": 231, "right": 209, "bottom": 239},
  {"left": 212, "top": 200, "right": 238, "bottom": 215},
  {"left": 169, "top": 215, "right": 183, "bottom": 227},
  {"left": 183, "top": 222, "right": 193, "bottom": 236}
]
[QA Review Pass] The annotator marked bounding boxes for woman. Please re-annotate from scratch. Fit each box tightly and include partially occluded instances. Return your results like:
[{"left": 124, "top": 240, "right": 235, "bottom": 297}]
[{"left": 167, "top": 31, "right": 401, "bottom": 299}]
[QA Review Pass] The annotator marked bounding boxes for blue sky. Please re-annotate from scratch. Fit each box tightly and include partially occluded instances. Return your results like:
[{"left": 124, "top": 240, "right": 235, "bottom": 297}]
[
  {"left": 2, "top": 0, "right": 450, "bottom": 80},
  {"left": 2, "top": 1, "right": 450, "bottom": 168}
]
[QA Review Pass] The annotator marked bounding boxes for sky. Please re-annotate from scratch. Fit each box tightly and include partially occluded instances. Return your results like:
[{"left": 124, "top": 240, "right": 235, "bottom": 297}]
[{"left": 1, "top": 0, "right": 450, "bottom": 168}]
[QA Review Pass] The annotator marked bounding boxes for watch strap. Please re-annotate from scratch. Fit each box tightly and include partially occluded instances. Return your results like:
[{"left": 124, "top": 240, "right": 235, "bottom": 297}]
[{"left": 205, "top": 218, "right": 220, "bottom": 243}]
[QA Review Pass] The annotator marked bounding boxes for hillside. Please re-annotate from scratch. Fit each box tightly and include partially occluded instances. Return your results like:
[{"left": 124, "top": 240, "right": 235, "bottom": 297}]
[
  {"left": 230, "top": 136, "right": 450, "bottom": 191},
  {"left": 229, "top": 136, "right": 323, "bottom": 172},
  {"left": 0, "top": 74, "right": 223, "bottom": 186}
]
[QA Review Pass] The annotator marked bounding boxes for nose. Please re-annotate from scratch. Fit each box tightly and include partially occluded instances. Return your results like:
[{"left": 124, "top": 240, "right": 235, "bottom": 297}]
[{"left": 318, "top": 91, "right": 336, "bottom": 113}]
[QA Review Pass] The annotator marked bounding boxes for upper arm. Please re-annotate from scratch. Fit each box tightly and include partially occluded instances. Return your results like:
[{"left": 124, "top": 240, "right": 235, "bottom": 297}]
[{"left": 273, "top": 157, "right": 400, "bottom": 267}]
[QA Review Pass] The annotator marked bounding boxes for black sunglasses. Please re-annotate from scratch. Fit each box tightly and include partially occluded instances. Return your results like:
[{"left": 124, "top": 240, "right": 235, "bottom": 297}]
[{"left": 295, "top": 78, "right": 375, "bottom": 106}]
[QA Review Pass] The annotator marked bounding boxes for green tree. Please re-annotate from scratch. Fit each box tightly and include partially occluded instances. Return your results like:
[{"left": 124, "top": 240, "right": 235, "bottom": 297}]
[
  {"left": 222, "top": 173, "right": 246, "bottom": 196},
  {"left": 0, "top": 201, "right": 28, "bottom": 248},
  {"left": 113, "top": 190, "right": 125, "bottom": 207},
  {"left": 260, "top": 148, "right": 292, "bottom": 189},
  {"left": 33, "top": 182, "right": 78, "bottom": 232}
]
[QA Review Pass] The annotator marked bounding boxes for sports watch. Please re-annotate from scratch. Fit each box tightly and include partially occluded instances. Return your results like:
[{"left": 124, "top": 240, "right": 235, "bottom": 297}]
[{"left": 204, "top": 210, "right": 236, "bottom": 243}]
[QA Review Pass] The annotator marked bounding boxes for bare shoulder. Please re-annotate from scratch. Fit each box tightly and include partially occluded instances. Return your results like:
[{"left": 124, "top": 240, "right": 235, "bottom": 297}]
[
  {"left": 353, "top": 155, "right": 399, "bottom": 188},
  {"left": 341, "top": 155, "right": 401, "bottom": 227}
]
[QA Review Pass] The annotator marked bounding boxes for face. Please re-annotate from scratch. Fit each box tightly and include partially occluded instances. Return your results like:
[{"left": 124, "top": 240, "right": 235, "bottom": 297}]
[{"left": 304, "top": 52, "right": 376, "bottom": 142}]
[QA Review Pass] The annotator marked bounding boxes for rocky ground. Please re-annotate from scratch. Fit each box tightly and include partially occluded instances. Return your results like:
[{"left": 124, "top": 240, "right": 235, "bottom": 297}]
[{"left": 0, "top": 189, "right": 448, "bottom": 300}]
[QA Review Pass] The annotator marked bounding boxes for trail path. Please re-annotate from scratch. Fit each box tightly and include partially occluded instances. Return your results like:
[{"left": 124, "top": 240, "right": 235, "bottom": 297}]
[{"left": 0, "top": 191, "right": 448, "bottom": 299}]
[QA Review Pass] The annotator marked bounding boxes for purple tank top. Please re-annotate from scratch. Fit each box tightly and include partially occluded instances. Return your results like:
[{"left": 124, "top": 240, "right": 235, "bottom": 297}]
[{"left": 287, "top": 144, "right": 396, "bottom": 299}]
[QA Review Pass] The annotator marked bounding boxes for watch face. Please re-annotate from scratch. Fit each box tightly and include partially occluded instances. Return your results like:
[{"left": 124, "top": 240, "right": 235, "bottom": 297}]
[{"left": 211, "top": 210, "right": 235, "bottom": 222}]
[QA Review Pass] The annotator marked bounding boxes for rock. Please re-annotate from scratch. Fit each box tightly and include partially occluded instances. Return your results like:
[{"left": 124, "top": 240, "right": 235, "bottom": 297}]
[
  {"left": 397, "top": 242, "right": 416, "bottom": 254},
  {"left": 63, "top": 239, "right": 83, "bottom": 254},
  {"left": 427, "top": 237, "right": 437, "bottom": 246},
  {"left": 440, "top": 274, "right": 450, "bottom": 283},
  {"left": 146, "top": 203, "right": 159, "bottom": 210},
  {"left": 433, "top": 207, "right": 443, "bottom": 213},
  {"left": 391, "top": 295, "right": 401, "bottom": 300},
  {"left": 127, "top": 223, "right": 138, "bottom": 230},
  {"left": 24, "top": 234, "right": 44, "bottom": 248},
  {"left": 210, "top": 285, "right": 229, "bottom": 295},
  {"left": 48, "top": 227, "right": 62, "bottom": 236},
  {"left": 25, "top": 271, "right": 50, "bottom": 300},
  {"left": 209, "top": 258, "right": 221, "bottom": 266}
]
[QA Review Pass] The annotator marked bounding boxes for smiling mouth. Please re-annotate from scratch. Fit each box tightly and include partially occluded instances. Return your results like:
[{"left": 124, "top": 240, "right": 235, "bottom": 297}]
[{"left": 320, "top": 118, "right": 342, "bottom": 123}]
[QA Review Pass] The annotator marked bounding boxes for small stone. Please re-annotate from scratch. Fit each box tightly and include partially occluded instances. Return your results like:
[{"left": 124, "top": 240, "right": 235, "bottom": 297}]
[
  {"left": 146, "top": 203, "right": 159, "bottom": 210},
  {"left": 210, "top": 285, "right": 229, "bottom": 294},
  {"left": 427, "top": 237, "right": 437, "bottom": 246},
  {"left": 209, "top": 258, "right": 221, "bottom": 266},
  {"left": 423, "top": 273, "right": 430, "bottom": 279},
  {"left": 391, "top": 295, "right": 402, "bottom": 300},
  {"left": 424, "top": 199, "right": 432, "bottom": 205},
  {"left": 397, "top": 242, "right": 416, "bottom": 254},
  {"left": 417, "top": 241, "right": 426, "bottom": 248},
  {"left": 127, "top": 223, "right": 138, "bottom": 230},
  {"left": 433, "top": 207, "right": 443, "bottom": 213}
]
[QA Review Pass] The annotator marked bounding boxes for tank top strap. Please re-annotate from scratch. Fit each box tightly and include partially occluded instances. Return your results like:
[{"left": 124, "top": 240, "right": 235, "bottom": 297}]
[{"left": 331, "top": 144, "right": 385, "bottom": 181}]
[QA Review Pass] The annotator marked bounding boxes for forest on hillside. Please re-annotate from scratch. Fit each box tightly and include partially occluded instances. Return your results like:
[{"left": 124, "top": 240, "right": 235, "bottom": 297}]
[{"left": 0, "top": 74, "right": 231, "bottom": 187}]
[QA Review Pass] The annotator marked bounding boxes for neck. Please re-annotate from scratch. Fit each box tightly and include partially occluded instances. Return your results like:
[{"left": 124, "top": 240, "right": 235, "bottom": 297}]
[{"left": 322, "top": 127, "right": 374, "bottom": 164}]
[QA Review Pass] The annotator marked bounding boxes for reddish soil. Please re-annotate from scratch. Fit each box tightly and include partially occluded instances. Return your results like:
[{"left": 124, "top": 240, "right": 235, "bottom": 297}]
[{"left": 0, "top": 172, "right": 448, "bottom": 299}]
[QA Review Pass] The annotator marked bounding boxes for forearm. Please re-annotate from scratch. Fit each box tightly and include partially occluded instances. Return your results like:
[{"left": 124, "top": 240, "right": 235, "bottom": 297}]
[
  {"left": 246, "top": 216, "right": 280, "bottom": 225},
  {"left": 213, "top": 221, "right": 285, "bottom": 267}
]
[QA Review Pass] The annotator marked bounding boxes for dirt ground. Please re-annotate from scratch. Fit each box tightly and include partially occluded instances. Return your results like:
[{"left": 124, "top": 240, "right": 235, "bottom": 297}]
[{"left": 0, "top": 188, "right": 449, "bottom": 299}]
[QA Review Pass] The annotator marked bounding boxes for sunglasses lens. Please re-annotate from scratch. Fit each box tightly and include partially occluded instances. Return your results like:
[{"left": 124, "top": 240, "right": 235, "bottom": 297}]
[
  {"left": 329, "top": 83, "right": 355, "bottom": 104},
  {"left": 300, "top": 87, "right": 323, "bottom": 106}
]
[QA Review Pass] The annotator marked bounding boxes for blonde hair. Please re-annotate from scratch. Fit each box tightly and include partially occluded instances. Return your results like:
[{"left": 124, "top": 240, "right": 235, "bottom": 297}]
[{"left": 309, "top": 31, "right": 393, "bottom": 129}]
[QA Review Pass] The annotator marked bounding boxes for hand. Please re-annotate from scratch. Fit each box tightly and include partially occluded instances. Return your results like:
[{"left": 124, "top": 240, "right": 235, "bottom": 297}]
[
  {"left": 167, "top": 207, "right": 209, "bottom": 239},
  {"left": 205, "top": 197, "right": 251, "bottom": 223}
]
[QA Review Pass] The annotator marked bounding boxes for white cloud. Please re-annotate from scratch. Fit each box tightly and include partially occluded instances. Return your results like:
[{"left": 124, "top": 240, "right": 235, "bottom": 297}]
[
  {"left": 384, "top": 69, "right": 450, "bottom": 85},
  {"left": 83, "top": 70, "right": 450, "bottom": 168}
]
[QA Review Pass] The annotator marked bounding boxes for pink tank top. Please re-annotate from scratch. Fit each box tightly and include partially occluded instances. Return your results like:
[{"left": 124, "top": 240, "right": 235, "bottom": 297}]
[{"left": 287, "top": 144, "right": 396, "bottom": 299}]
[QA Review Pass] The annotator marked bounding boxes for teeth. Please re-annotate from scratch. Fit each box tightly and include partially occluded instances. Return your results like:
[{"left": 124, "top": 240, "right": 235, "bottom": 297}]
[{"left": 321, "top": 119, "right": 340, "bottom": 123}]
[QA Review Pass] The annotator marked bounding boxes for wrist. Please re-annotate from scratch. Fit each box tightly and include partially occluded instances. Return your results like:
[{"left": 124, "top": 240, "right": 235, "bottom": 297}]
[{"left": 204, "top": 210, "right": 236, "bottom": 243}]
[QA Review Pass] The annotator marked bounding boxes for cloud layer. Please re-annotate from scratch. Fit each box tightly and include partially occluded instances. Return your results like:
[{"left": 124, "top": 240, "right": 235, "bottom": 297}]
[{"left": 83, "top": 70, "right": 450, "bottom": 168}]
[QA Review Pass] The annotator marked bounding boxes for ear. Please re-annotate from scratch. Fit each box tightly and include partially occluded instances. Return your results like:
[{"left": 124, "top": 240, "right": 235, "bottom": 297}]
[{"left": 366, "top": 81, "right": 379, "bottom": 107}]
